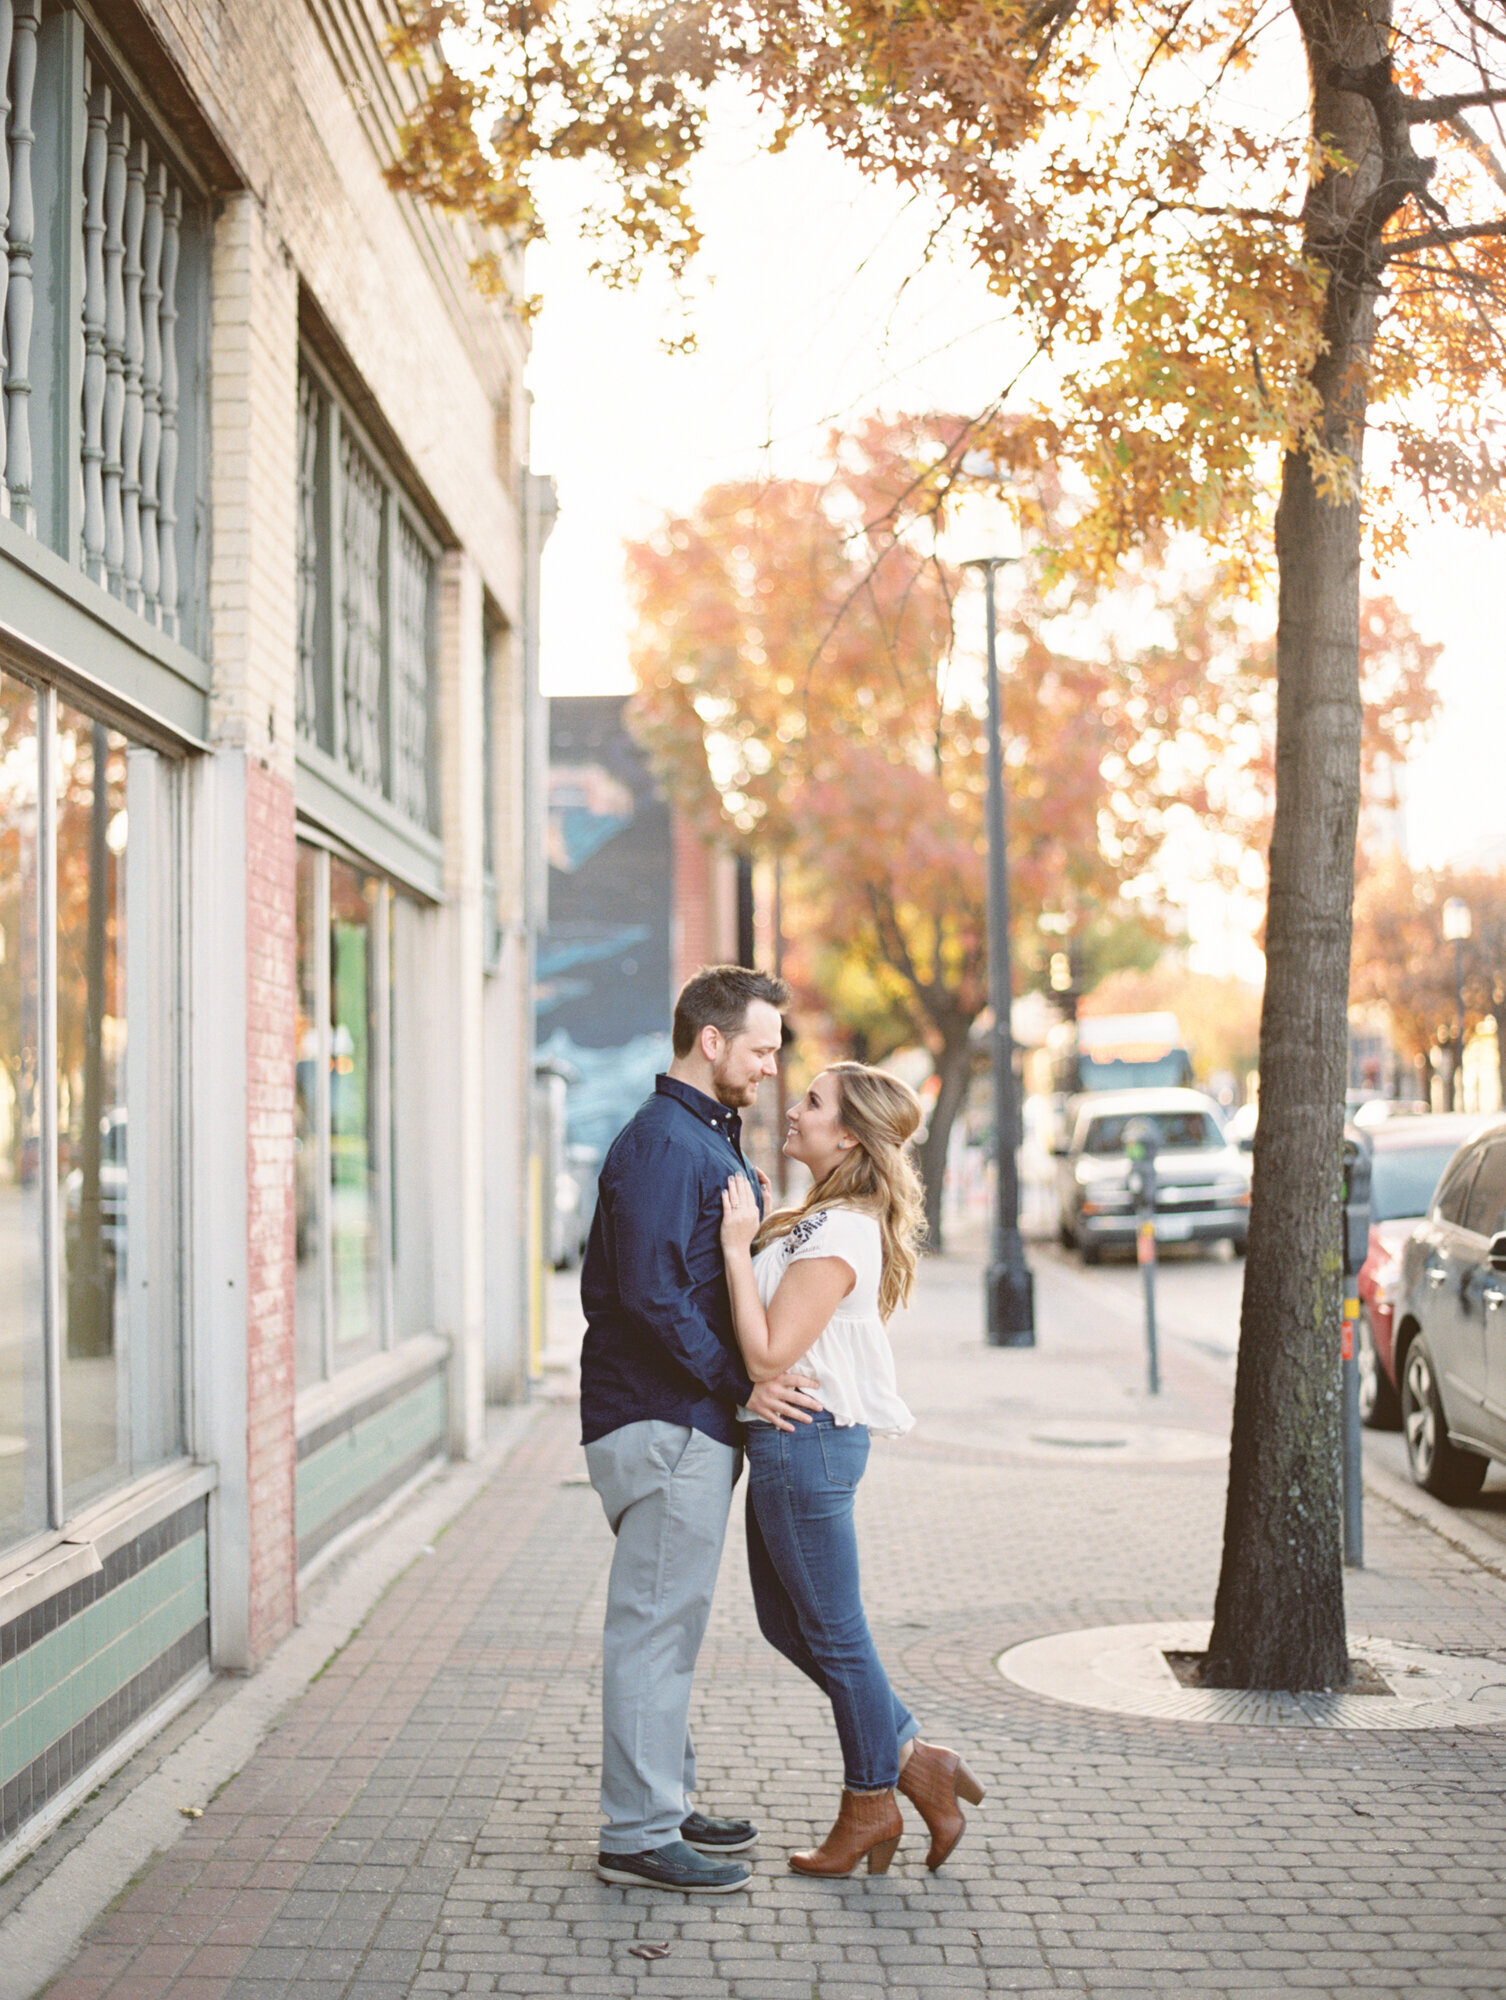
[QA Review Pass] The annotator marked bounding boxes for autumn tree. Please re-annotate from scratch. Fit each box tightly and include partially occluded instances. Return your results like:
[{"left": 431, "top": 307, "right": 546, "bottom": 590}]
[
  {"left": 1352, "top": 857, "right": 1506, "bottom": 1105},
  {"left": 625, "top": 416, "right": 1157, "bottom": 1244},
  {"left": 391, "top": 0, "right": 1505, "bottom": 1689},
  {"left": 625, "top": 416, "right": 1437, "bottom": 1244}
]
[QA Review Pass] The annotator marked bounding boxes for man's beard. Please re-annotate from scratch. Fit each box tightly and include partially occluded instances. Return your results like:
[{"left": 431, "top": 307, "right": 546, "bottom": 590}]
[{"left": 712, "top": 1057, "right": 758, "bottom": 1108}]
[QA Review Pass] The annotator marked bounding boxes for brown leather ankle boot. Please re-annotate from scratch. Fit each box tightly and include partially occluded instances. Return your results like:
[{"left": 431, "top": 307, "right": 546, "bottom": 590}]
[
  {"left": 896, "top": 1739, "right": 985, "bottom": 1871},
  {"left": 788, "top": 1788, "right": 903, "bottom": 1876}
]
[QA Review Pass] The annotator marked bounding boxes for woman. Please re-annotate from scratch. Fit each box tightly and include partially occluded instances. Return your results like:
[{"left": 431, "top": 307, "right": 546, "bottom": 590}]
[{"left": 720, "top": 1062, "right": 984, "bottom": 1878}]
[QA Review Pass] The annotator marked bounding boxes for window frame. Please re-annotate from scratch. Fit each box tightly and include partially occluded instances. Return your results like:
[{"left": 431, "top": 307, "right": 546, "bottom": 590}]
[
  {"left": 0, "top": 660, "right": 186, "bottom": 1545},
  {"left": 293, "top": 347, "right": 444, "bottom": 901},
  {"left": 1461, "top": 1139, "right": 1506, "bottom": 1241},
  {"left": 0, "top": 3, "right": 213, "bottom": 678},
  {"left": 295, "top": 827, "right": 414, "bottom": 1387},
  {"left": 1433, "top": 1145, "right": 1483, "bottom": 1228}
]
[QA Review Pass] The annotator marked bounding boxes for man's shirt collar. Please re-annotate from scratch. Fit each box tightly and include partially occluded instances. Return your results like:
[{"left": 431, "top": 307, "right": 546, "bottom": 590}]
[{"left": 655, "top": 1072, "right": 743, "bottom": 1147}]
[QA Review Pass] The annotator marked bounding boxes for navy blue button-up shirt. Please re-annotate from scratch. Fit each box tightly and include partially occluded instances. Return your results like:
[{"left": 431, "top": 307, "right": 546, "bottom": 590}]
[{"left": 579, "top": 1074, "right": 761, "bottom": 1448}]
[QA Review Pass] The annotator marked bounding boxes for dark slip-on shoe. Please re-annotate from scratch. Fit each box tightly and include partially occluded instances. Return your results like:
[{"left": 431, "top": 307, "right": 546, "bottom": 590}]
[
  {"left": 680, "top": 1809, "right": 758, "bottom": 1854},
  {"left": 595, "top": 1839, "right": 752, "bottom": 1893}
]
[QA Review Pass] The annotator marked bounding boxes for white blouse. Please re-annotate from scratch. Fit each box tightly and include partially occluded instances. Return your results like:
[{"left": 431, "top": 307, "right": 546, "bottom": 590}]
[{"left": 739, "top": 1206, "right": 915, "bottom": 1439}]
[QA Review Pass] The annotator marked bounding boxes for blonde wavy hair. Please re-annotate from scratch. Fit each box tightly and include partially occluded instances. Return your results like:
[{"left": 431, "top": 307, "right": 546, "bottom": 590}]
[{"left": 753, "top": 1062, "right": 927, "bottom": 1320}]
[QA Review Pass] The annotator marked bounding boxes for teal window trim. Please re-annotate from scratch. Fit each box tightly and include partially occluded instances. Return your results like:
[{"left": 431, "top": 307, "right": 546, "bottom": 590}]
[
  {"left": 295, "top": 741, "right": 444, "bottom": 904},
  {"left": 0, "top": 513, "right": 209, "bottom": 747}
]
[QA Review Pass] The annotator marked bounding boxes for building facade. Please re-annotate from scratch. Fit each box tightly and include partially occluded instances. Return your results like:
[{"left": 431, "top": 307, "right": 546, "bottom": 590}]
[{"left": 0, "top": 0, "right": 543, "bottom": 1861}]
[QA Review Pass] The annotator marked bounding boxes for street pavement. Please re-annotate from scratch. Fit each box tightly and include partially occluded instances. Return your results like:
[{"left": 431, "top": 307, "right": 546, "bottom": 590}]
[
  {"left": 1028, "top": 1227, "right": 1506, "bottom": 1555},
  {"left": 16, "top": 1224, "right": 1506, "bottom": 1999}
]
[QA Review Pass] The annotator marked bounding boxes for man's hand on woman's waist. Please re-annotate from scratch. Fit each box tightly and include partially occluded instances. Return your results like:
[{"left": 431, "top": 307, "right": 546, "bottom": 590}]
[{"left": 744, "top": 1372, "right": 823, "bottom": 1433}]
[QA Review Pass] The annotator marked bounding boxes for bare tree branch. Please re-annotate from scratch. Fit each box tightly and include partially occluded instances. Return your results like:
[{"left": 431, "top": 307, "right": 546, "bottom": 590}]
[
  {"left": 1449, "top": 0, "right": 1506, "bottom": 50},
  {"left": 1447, "top": 110, "right": 1506, "bottom": 194},
  {"left": 1407, "top": 86, "right": 1506, "bottom": 119},
  {"left": 1384, "top": 216, "right": 1506, "bottom": 255}
]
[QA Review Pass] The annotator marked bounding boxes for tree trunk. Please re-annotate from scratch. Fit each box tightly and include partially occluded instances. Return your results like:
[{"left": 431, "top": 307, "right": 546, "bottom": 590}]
[
  {"left": 1204, "top": 0, "right": 1397, "bottom": 1691},
  {"left": 917, "top": 1028, "right": 973, "bottom": 1251}
]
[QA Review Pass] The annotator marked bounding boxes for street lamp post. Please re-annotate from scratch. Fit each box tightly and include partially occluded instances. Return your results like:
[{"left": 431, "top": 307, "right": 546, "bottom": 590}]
[
  {"left": 966, "top": 556, "right": 1035, "bottom": 1347},
  {"left": 1443, "top": 897, "right": 1472, "bottom": 1111}
]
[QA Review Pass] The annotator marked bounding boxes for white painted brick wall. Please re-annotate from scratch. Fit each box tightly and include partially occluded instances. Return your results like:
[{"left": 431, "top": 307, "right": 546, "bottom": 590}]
[{"left": 207, "top": 194, "right": 299, "bottom": 769}]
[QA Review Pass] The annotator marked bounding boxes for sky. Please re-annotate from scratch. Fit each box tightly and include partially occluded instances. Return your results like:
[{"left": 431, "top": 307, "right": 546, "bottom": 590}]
[{"left": 524, "top": 106, "right": 1506, "bottom": 976}]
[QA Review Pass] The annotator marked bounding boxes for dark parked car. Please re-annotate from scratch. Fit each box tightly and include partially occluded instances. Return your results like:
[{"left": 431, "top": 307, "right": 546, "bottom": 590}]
[
  {"left": 1354, "top": 1113, "right": 1486, "bottom": 1429},
  {"left": 1055, "top": 1087, "right": 1250, "bottom": 1263},
  {"left": 1395, "top": 1115, "right": 1506, "bottom": 1501}
]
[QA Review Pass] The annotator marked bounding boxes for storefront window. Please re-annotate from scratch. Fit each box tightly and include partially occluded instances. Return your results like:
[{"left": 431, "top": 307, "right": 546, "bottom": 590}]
[
  {"left": 329, "top": 859, "right": 384, "bottom": 1361},
  {"left": 295, "top": 844, "right": 323, "bottom": 1386},
  {"left": 0, "top": 670, "right": 182, "bottom": 1553},
  {"left": 0, "top": 679, "right": 44, "bottom": 1547},
  {"left": 296, "top": 838, "right": 419, "bottom": 1388},
  {"left": 56, "top": 712, "right": 129, "bottom": 1507}
]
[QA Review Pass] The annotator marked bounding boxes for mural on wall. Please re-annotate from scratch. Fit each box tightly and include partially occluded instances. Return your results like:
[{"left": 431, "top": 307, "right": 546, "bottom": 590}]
[{"left": 538, "top": 697, "right": 675, "bottom": 1171}]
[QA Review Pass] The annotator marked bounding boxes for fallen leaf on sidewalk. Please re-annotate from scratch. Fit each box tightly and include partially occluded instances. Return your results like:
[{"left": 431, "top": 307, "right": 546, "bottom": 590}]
[
  {"left": 179, "top": 1806, "right": 203, "bottom": 1819},
  {"left": 627, "top": 1943, "right": 671, "bottom": 1960}
]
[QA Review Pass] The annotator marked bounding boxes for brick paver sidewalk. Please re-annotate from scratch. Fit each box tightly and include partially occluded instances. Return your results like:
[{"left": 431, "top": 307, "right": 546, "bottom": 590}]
[{"left": 25, "top": 1239, "right": 1506, "bottom": 1998}]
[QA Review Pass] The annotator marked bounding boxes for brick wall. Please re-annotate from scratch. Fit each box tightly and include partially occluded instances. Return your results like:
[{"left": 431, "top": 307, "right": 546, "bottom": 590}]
[
  {"left": 672, "top": 815, "right": 740, "bottom": 990},
  {"left": 207, "top": 191, "right": 300, "bottom": 1663},
  {"left": 243, "top": 760, "right": 298, "bottom": 1659},
  {"left": 208, "top": 194, "right": 298, "bottom": 774}
]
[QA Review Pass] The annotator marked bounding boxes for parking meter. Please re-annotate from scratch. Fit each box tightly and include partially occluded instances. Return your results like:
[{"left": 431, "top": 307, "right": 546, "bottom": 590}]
[
  {"left": 1123, "top": 1117, "right": 1161, "bottom": 1396},
  {"left": 1124, "top": 1117, "right": 1159, "bottom": 1213},
  {"left": 1342, "top": 1136, "right": 1372, "bottom": 1278},
  {"left": 1340, "top": 1136, "right": 1372, "bottom": 1568}
]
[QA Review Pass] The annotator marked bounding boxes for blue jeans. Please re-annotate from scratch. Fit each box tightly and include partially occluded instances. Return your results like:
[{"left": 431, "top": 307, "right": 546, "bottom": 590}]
[{"left": 744, "top": 1412, "right": 918, "bottom": 1791}]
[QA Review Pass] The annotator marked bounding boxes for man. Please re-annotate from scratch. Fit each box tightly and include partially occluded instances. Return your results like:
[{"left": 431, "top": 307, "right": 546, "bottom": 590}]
[{"left": 581, "top": 965, "right": 820, "bottom": 1893}]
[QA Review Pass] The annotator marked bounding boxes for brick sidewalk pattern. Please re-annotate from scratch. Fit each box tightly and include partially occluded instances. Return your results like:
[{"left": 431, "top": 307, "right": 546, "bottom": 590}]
[{"left": 35, "top": 1243, "right": 1506, "bottom": 1999}]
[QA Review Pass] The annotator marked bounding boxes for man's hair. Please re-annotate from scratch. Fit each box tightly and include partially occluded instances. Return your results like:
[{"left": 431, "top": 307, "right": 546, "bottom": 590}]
[{"left": 672, "top": 965, "right": 791, "bottom": 1058}]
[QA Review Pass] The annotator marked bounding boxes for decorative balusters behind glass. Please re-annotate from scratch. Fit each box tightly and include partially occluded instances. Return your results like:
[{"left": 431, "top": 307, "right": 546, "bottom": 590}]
[
  {"left": 294, "top": 353, "right": 439, "bottom": 838},
  {"left": 391, "top": 517, "right": 435, "bottom": 833},
  {"left": 2, "top": 3, "right": 41, "bottom": 534},
  {"left": 296, "top": 368, "right": 326, "bottom": 746},
  {"left": 339, "top": 429, "right": 386, "bottom": 794},
  {"left": 77, "top": 50, "right": 188, "bottom": 637}
]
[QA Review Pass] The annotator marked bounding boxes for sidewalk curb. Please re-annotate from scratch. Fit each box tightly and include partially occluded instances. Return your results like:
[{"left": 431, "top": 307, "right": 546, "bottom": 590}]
[
  {"left": 0, "top": 1400, "right": 545, "bottom": 2000},
  {"left": 1362, "top": 1457, "right": 1506, "bottom": 1586}
]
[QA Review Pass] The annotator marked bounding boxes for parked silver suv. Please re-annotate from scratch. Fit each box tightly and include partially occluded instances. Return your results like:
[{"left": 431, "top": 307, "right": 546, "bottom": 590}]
[
  {"left": 1397, "top": 1116, "right": 1506, "bottom": 1502},
  {"left": 1054, "top": 1087, "right": 1251, "bottom": 1264}
]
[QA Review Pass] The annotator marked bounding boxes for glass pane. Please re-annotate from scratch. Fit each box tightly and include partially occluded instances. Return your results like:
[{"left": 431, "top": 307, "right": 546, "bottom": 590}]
[
  {"left": 294, "top": 843, "right": 324, "bottom": 1387},
  {"left": 56, "top": 708, "right": 129, "bottom": 1509},
  {"left": 391, "top": 518, "right": 433, "bottom": 829},
  {"left": 0, "top": 676, "right": 46, "bottom": 1549},
  {"left": 340, "top": 433, "right": 386, "bottom": 794},
  {"left": 1463, "top": 1141, "right": 1506, "bottom": 1239},
  {"left": 1369, "top": 1142, "right": 1460, "bottom": 1224},
  {"left": 296, "top": 370, "right": 331, "bottom": 751},
  {"left": 329, "top": 858, "right": 382, "bottom": 1363},
  {"left": 1435, "top": 1149, "right": 1480, "bottom": 1226},
  {"left": 390, "top": 890, "right": 431, "bottom": 1343}
]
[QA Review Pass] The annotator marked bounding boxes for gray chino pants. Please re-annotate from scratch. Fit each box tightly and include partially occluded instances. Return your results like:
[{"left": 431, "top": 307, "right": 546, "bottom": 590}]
[{"left": 585, "top": 1420, "right": 738, "bottom": 1854}]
